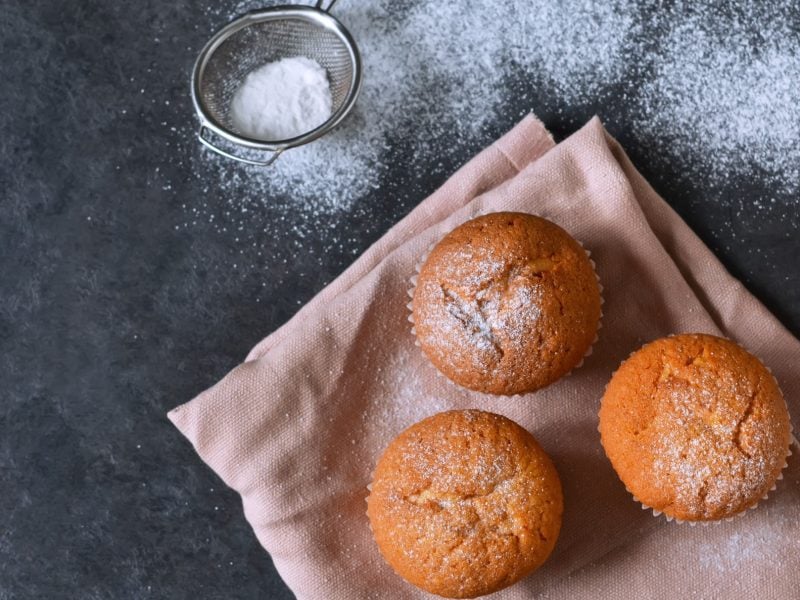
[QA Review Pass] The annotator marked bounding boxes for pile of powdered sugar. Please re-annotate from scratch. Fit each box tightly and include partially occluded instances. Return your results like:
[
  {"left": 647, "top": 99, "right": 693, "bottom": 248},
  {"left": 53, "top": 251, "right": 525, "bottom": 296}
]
[{"left": 230, "top": 56, "right": 332, "bottom": 141}]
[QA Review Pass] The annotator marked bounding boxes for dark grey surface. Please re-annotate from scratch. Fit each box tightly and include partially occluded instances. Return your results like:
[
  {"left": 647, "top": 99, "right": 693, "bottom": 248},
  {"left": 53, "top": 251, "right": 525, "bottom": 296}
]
[{"left": 1, "top": 1, "right": 798, "bottom": 599}]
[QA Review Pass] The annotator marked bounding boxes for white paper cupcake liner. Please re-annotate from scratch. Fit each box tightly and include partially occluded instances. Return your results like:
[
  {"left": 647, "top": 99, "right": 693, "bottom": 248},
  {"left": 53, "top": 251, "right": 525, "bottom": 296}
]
[
  {"left": 599, "top": 339, "right": 794, "bottom": 525},
  {"left": 407, "top": 210, "right": 603, "bottom": 397}
]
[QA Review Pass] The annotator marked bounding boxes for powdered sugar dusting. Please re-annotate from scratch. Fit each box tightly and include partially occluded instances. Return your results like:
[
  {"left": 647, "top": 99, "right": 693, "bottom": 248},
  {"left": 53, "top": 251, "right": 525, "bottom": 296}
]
[
  {"left": 367, "top": 410, "right": 561, "bottom": 597},
  {"left": 187, "top": 0, "right": 636, "bottom": 214},
  {"left": 416, "top": 245, "right": 546, "bottom": 377},
  {"left": 177, "top": 1, "right": 800, "bottom": 263},
  {"left": 639, "top": 341, "right": 790, "bottom": 520},
  {"left": 633, "top": 2, "right": 800, "bottom": 193},
  {"left": 650, "top": 384, "right": 774, "bottom": 519},
  {"left": 697, "top": 508, "right": 795, "bottom": 574},
  {"left": 361, "top": 345, "right": 449, "bottom": 457}
]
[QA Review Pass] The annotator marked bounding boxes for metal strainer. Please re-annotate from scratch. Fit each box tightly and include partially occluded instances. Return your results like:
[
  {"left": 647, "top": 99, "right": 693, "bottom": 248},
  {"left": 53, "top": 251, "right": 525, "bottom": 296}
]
[{"left": 191, "top": 1, "right": 362, "bottom": 166}]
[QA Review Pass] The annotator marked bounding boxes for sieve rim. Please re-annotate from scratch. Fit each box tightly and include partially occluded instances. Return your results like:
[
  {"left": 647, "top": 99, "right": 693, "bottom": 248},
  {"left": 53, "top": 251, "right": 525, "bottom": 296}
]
[{"left": 191, "top": 5, "right": 362, "bottom": 152}]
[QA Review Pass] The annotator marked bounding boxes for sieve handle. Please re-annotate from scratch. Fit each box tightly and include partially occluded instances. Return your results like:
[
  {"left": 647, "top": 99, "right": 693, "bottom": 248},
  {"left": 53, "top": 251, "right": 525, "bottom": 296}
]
[
  {"left": 198, "top": 126, "right": 284, "bottom": 167},
  {"left": 315, "top": 0, "right": 338, "bottom": 13}
]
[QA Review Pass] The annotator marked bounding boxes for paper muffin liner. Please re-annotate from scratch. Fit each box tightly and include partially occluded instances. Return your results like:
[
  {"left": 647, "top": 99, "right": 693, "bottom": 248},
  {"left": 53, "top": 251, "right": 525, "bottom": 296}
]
[
  {"left": 366, "top": 480, "right": 377, "bottom": 563},
  {"left": 407, "top": 210, "right": 604, "bottom": 397},
  {"left": 598, "top": 340, "right": 794, "bottom": 526}
]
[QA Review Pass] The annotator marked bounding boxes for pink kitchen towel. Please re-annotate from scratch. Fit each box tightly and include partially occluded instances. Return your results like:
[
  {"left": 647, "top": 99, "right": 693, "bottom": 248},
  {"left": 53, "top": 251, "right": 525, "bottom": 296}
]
[{"left": 169, "top": 115, "right": 800, "bottom": 599}]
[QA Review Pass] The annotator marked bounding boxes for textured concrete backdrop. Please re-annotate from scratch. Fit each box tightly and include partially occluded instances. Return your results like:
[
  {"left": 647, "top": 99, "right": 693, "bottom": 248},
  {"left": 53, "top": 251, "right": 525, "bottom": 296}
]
[{"left": 2, "top": 1, "right": 798, "bottom": 598}]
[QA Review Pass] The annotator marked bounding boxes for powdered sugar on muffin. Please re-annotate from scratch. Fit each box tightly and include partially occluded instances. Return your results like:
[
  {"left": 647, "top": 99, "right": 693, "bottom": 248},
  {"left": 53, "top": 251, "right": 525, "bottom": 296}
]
[
  {"left": 600, "top": 334, "right": 791, "bottom": 522},
  {"left": 367, "top": 410, "right": 563, "bottom": 597},
  {"left": 412, "top": 212, "right": 602, "bottom": 395}
]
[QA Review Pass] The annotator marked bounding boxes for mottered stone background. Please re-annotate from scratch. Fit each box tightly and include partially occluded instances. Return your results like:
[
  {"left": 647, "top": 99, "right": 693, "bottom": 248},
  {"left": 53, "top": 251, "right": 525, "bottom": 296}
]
[{"left": 2, "top": 0, "right": 799, "bottom": 597}]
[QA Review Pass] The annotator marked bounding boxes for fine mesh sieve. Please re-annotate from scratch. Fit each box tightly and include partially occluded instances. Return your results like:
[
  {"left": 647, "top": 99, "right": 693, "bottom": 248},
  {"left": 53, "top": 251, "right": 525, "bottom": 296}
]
[{"left": 191, "top": 1, "right": 362, "bottom": 166}]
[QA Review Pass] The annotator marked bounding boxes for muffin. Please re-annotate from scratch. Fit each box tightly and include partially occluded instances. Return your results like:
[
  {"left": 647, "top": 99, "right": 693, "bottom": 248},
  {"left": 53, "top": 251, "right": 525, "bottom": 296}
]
[
  {"left": 599, "top": 333, "right": 791, "bottom": 522},
  {"left": 411, "top": 212, "right": 601, "bottom": 395},
  {"left": 367, "top": 409, "right": 563, "bottom": 598}
]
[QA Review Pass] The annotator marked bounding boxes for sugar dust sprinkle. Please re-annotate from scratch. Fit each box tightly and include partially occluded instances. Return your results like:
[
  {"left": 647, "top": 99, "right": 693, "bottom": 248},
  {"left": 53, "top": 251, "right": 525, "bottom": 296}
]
[{"left": 185, "top": 0, "right": 800, "bottom": 221}]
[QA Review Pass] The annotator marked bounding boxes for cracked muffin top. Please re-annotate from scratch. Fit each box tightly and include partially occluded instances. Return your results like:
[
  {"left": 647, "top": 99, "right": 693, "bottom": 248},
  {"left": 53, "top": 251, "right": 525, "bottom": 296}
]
[
  {"left": 411, "top": 212, "right": 601, "bottom": 395},
  {"left": 599, "top": 333, "right": 791, "bottom": 522},
  {"left": 367, "top": 410, "right": 563, "bottom": 598}
]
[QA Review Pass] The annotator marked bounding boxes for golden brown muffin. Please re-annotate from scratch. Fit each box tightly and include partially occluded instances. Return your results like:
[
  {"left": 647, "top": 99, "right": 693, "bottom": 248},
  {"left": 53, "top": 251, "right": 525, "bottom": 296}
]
[
  {"left": 412, "top": 212, "right": 601, "bottom": 395},
  {"left": 599, "top": 333, "right": 791, "bottom": 522},
  {"left": 367, "top": 410, "right": 563, "bottom": 598}
]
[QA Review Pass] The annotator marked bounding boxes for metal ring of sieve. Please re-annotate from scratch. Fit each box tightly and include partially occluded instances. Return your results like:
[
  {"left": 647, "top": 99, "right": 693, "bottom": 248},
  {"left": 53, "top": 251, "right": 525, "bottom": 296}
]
[{"left": 191, "top": 0, "right": 362, "bottom": 166}]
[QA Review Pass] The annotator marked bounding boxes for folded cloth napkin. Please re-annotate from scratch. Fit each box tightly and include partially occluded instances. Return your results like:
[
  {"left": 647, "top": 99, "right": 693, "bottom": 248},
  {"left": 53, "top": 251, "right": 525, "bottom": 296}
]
[{"left": 169, "top": 115, "right": 800, "bottom": 599}]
